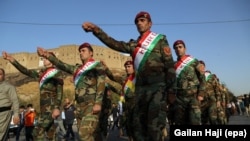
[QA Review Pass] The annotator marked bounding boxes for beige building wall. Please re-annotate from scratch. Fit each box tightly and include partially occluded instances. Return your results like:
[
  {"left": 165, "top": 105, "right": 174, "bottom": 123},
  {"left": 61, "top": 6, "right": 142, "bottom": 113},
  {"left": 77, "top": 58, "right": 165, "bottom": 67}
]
[{"left": 0, "top": 44, "right": 131, "bottom": 74}]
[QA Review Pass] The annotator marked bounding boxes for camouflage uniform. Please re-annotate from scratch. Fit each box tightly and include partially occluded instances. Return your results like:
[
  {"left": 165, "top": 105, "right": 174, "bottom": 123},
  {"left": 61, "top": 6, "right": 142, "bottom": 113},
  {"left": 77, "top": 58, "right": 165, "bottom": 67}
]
[
  {"left": 46, "top": 56, "right": 112, "bottom": 141},
  {"left": 10, "top": 60, "right": 63, "bottom": 140},
  {"left": 173, "top": 56, "right": 206, "bottom": 125},
  {"left": 107, "top": 72, "right": 137, "bottom": 140},
  {"left": 201, "top": 72, "right": 221, "bottom": 125},
  {"left": 218, "top": 83, "right": 229, "bottom": 124},
  {"left": 92, "top": 28, "right": 176, "bottom": 141}
]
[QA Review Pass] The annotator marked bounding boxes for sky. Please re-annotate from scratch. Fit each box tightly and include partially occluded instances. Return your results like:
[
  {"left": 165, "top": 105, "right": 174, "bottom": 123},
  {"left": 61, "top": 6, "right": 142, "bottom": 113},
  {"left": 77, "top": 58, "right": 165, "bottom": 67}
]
[{"left": 0, "top": 0, "right": 249, "bottom": 96}]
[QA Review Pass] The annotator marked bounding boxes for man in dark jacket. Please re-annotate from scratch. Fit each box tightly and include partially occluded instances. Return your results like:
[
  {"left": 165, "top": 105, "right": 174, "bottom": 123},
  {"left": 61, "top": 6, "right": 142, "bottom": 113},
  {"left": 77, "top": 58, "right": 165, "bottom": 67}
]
[{"left": 64, "top": 98, "right": 76, "bottom": 140}]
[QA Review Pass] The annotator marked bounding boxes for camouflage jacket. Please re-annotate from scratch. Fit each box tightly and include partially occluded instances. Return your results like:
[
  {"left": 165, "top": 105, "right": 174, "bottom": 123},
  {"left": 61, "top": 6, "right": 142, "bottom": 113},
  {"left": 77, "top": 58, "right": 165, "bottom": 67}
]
[
  {"left": 93, "top": 29, "right": 176, "bottom": 94},
  {"left": 205, "top": 72, "right": 221, "bottom": 102},
  {"left": 47, "top": 56, "right": 113, "bottom": 105},
  {"left": 11, "top": 60, "right": 64, "bottom": 108},
  {"left": 106, "top": 72, "right": 135, "bottom": 98},
  {"left": 174, "top": 55, "right": 206, "bottom": 97}
]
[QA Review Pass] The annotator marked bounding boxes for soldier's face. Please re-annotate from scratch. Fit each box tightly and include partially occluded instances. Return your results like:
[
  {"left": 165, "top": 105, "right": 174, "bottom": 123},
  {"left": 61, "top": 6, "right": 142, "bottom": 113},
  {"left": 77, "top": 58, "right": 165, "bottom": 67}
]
[
  {"left": 79, "top": 48, "right": 93, "bottom": 62},
  {"left": 199, "top": 64, "right": 206, "bottom": 72},
  {"left": 0, "top": 69, "right": 4, "bottom": 82},
  {"left": 125, "top": 64, "right": 134, "bottom": 75},
  {"left": 174, "top": 44, "right": 186, "bottom": 57},
  {"left": 135, "top": 17, "right": 152, "bottom": 34}
]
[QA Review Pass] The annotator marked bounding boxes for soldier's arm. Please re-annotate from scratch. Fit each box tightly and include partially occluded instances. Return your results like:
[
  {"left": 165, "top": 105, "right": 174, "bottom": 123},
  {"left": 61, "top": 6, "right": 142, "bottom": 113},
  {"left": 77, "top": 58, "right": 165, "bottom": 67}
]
[
  {"left": 160, "top": 35, "right": 176, "bottom": 95},
  {"left": 196, "top": 61, "right": 206, "bottom": 97},
  {"left": 11, "top": 60, "right": 39, "bottom": 79},
  {"left": 92, "top": 26, "right": 133, "bottom": 54},
  {"left": 213, "top": 75, "right": 221, "bottom": 102},
  {"left": 55, "top": 71, "right": 64, "bottom": 108},
  {"left": 47, "top": 55, "right": 76, "bottom": 75},
  {"left": 94, "top": 63, "right": 107, "bottom": 105},
  {"left": 2, "top": 51, "right": 39, "bottom": 79},
  {"left": 106, "top": 83, "right": 121, "bottom": 95}
]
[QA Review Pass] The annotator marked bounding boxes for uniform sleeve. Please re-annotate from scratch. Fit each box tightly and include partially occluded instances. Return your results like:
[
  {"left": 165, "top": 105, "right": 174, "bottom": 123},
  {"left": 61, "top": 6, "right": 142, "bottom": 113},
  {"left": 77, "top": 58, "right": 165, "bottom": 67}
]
[
  {"left": 213, "top": 75, "right": 221, "bottom": 102},
  {"left": 93, "top": 27, "right": 134, "bottom": 54},
  {"left": 11, "top": 60, "right": 39, "bottom": 80},
  {"left": 94, "top": 63, "right": 107, "bottom": 105},
  {"left": 160, "top": 35, "right": 176, "bottom": 94},
  {"left": 196, "top": 61, "right": 206, "bottom": 97},
  {"left": 55, "top": 71, "right": 64, "bottom": 108},
  {"left": 47, "top": 55, "right": 76, "bottom": 75}
]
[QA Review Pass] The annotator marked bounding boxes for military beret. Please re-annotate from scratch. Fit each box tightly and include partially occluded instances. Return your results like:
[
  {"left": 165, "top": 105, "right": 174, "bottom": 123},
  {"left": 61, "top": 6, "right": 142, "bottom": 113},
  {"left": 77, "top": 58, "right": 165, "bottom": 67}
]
[
  {"left": 78, "top": 42, "right": 93, "bottom": 52},
  {"left": 134, "top": 11, "right": 151, "bottom": 24},
  {"left": 124, "top": 60, "right": 133, "bottom": 67},
  {"left": 173, "top": 40, "right": 186, "bottom": 48}
]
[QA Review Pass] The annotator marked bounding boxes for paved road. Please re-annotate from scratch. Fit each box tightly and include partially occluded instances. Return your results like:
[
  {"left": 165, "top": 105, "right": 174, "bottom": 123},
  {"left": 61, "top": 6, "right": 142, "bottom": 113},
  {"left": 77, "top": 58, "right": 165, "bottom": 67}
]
[{"left": 8, "top": 115, "right": 250, "bottom": 141}]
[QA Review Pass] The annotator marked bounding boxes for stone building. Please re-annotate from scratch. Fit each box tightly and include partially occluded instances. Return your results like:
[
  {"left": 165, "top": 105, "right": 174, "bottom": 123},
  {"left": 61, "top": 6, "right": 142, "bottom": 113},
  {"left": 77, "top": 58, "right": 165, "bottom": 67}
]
[{"left": 0, "top": 44, "right": 132, "bottom": 74}]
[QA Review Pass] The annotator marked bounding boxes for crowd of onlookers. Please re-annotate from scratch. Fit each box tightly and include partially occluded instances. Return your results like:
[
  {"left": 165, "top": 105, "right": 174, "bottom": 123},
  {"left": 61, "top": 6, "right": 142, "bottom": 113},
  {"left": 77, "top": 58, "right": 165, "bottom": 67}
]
[
  {"left": 226, "top": 94, "right": 250, "bottom": 122},
  {"left": 8, "top": 98, "right": 77, "bottom": 141}
]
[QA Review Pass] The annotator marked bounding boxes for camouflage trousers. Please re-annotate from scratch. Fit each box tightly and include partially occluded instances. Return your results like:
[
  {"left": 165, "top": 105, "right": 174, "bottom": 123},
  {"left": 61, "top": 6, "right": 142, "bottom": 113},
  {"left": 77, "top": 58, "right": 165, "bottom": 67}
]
[
  {"left": 76, "top": 101, "right": 102, "bottom": 141},
  {"left": 124, "top": 96, "right": 136, "bottom": 140},
  {"left": 133, "top": 84, "right": 167, "bottom": 141},
  {"left": 33, "top": 105, "right": 57, "bottom": 141},
  {"left": 201, "top": 99, "right": 219, "bottom": 125},
  {"left": 173, "top": 92, "right": 201, "bottom": 125},
  {"left": 217, "top": 106, "right": 227, "bottom": 125}
]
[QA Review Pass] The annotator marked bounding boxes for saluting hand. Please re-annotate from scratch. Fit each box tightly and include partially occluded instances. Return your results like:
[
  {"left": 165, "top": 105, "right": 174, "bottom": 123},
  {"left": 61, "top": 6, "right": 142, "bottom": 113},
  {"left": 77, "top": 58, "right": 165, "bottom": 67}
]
[
  {"left": 82, "top": 22, "right": 97, "bottom": 32},
  {"left": 2, "top": 51, "right": 15, "bottom": 62},
  {"left": 100, "top": 60, "right": 107, "bottom": 69},
  {"left": 37, "top": 47, "right": 49, "bottom": 58}
]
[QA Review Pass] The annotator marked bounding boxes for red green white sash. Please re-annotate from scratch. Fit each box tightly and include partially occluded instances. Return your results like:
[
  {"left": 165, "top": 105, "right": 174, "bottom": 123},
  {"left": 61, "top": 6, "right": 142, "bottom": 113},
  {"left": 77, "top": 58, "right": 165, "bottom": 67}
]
[
  {"left": 174, "top": 55, "right": 195, "bottom": 78},
  {"left": 205, "top": 71, "right": 212, "bottom": 81},
  {"left": 131, "top": 31, "right": 163, "bottom": 89},
  {"left": 39, "top": 68, "right": 59, "bottom": 88},
  {"left": 133, "top": 31, "right": 163, "bottom": 74},
  {"left": 122, "top": 73, "right": 136, "bottom": 95},
  {"left": 73, "top": 61, "right": 99, "bottom": 86}
]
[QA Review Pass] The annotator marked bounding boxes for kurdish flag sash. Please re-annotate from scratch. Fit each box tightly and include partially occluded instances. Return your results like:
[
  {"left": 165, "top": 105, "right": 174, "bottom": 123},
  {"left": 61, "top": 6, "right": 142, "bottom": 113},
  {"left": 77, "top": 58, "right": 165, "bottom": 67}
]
[
  {"left": 39, "top": 68, "right": 59, "bottom": 88},
  {"left": 174, "top": 55, "right": 196, "bottom": 78},
  {"left": 133, "top": 31, "right": 163, "bottom": 74},
  {"left": 205, "top": 71, "right": 212, "bottom": 81},
  {"left": 122, "top": 73, "right": 136, "bottom": 95},
  {"left": 73, "top": 61, "right": 99, "bottom": 86}
]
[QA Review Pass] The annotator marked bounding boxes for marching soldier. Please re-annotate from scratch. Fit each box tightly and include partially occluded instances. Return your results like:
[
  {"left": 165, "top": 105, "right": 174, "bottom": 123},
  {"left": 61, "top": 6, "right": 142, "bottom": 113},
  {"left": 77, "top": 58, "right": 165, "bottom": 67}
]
[{"left": 2, "top": 51, "right": 63, "bottom": 141}]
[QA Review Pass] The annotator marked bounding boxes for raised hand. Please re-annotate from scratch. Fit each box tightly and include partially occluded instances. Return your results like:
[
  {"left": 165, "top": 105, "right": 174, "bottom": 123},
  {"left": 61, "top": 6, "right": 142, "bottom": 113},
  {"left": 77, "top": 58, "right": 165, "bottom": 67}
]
[
  {"left": 37, "top": 47, "right": 49, "bottom": 58},
  {"left": 2, "top": 51, "right": 15, "bottom": 62},
  {"left": 100, "top": 60, "right": 107, "bottom": 69},
  {"left": 82, "top": 22, "right": 97, "bottom": 32}
]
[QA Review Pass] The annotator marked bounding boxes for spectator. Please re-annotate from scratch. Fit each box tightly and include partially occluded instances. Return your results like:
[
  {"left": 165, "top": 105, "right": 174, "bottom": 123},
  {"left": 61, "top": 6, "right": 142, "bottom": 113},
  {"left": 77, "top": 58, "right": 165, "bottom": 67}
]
[
  {"left": 24, "top": 104, "right": 36, "bottom": 141},
  {"left": 111, "top": 103, "right": 119, "bottom": 131},
  {"left": 64, "top": 98, "right": 75, "bottom": 140},
  {"left": 16, "top": 105, "right": 25, "bottom": 141},
  {"left": 243, "top": 95, "right": 250, "bottom": 117},
  {"left": 0, "top": 68, "right": 19, "bottom": 141}
]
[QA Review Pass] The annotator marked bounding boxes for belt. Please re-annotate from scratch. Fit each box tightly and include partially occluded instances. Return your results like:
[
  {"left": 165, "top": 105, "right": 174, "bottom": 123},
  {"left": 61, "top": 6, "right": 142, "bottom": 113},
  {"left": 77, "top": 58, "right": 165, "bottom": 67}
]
[{"left": 0, "top": 106, "right": 11, "bottom": 112}]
